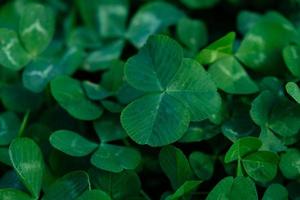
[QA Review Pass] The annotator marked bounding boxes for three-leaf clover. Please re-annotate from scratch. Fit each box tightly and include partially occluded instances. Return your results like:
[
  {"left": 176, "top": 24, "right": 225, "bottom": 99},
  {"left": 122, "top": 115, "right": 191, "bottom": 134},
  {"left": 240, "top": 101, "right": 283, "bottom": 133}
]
[{"left": 121, "top": 35, "right": 221, "bottom": 146}]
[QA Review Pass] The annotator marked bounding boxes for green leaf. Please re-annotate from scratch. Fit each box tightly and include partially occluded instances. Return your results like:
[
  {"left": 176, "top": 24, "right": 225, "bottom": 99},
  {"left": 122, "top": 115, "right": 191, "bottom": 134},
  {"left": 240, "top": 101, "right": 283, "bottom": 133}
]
[
  {"left": 19, "top": 3, "right": 55, "bottom": 56},
  {"left": 250, "top": 91, "right": 277, "bottom": 126},
  {"left": 126, "top": 2, "right": 185, "bottom": 48},
  {"left": 225, "top": 137, "right": 262, "bottom": 163},
  {"left": 22, "top": 58, "right": 61, "bottom": 93},
  {"left": 279, "top": 149, "right": 300, "bottom": 179},
  {"left": 100, "top": 60, "right": 124, "bottom": 92},
  {"left": 236, "top": 12, "right": 298, "bottom": 73},
  {"left": 206, "top": 176, "right": 258, "bottom": 200},
  {"left": 283, "top": 45, "right": 300, "bottom": 78},
  {"left": 0, "top": 28, "right": 30, "bottom": 70},
  {"left": 101, "top": 100, "right": 123, "bottom": 113},
  {"left": 122, "top": 35, "right": 221, "bottom": 146},
  {"left": 50, "top": 130, "right": 98, "bottom": 157},
  {"left": 125, "top": 35, "right": 183, "bottom": 92},
  {"left": 189, "top": 151, "right": 214, "bottom": 180},
  {"left": 0, "top": 189, "right": 32, "bottom": 200},
  {"left": 286, "top": 82, "right": 300, "bottom": 104},
  {"left": 165, "top": 180, "right": 201, "bottom": 200},
  {"left": 208, "top": 56, "right": 259, "bottom": 94},
  {"left": 91, "top": 144, "right": 141, "bottom": 173},
  {"left": 9, "top": 138, "right": 44, "bottom": 198},
  {"left": 121, "top": 93, "right": 190, "bottom": 147},
  {"left": 89, "top": 169, "right": 141, "bottom": 200},
  {"left": 259, "top": 128, "right": 286, "bottom": 152},
  {"left": 242, "top": 151, "right": 279, "bottom": 183},
  {"left": 42, "top": 171, "right": 90, "bottom": 200},
  {"left": 50, "top": 76, "right": 103, "bottom": 120},
  {"left": 180, "top": 0, "right": 219, "bottom": 9},
  {"left": 77, "top": 189, "right": 111, "bottom": 200},
  {"left": 159, "top": 146, "right": 192, "bottom": 190},
  {"left": 176, "top": 18, "right": 208, "bottom": 50},
  {"left": 269, "top": 99, "right": 300, "bottom": 137},
  {"left": 196, "top": 32, "right": 235, "bottom": 65},
  {"left": 0, "top": 112, "right": 21, "bottom": 145},
  {"left": 96, "top": 0, "right": 128, "bottom": 38},
  {"left": 262, "top": 184, "right": 288, "bottom": 200}
]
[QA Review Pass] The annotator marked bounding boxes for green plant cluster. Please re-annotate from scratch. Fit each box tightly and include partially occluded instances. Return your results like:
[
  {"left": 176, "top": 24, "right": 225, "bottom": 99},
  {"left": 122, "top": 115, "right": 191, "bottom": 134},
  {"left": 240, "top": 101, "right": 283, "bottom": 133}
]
[{"left": 0, "top": 0, "right": 300, "bottom": 199}]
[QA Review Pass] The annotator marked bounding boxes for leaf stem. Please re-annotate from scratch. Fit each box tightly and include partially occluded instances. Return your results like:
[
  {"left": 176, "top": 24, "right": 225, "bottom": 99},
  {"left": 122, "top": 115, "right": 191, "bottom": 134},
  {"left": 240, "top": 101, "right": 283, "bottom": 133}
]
[
  {"left": 236, "top": 159, "right": 243, "bottom": 177},
  {"left": 17, "top": 110, "right": 30, "bottom": 137}
]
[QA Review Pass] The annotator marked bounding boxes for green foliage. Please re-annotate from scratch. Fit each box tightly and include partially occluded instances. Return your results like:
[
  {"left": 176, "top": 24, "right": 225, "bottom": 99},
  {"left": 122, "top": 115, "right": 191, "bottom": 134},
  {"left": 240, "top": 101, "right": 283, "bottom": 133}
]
[{"left": 1, "top": 0, "right": 300, "bottom": 199}]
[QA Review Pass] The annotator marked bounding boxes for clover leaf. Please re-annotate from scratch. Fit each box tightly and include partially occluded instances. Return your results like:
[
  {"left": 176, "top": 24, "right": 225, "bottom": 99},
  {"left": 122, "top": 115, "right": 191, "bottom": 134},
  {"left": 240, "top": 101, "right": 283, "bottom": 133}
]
[{"left": 121, "top": 35, "right": 221, "bottom": 146}]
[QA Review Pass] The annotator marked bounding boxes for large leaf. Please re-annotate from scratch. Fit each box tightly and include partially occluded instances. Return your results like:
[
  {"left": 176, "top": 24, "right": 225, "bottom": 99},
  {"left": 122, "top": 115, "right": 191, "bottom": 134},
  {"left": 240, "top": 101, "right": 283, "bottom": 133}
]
[
  {"left": 122, "top": 35, "right": 221, "bottom": 146},
  {"left": 0, "top": 189, "right": 32, "bottom": 200},
  {"left": 206, "top": 176, "right": 258, "bottom": 200},
  {"left": 242, "top": 151, "right": 279, "bottom": 183},
  {"left": 225, "top": 137, "right": 262, "bottom": 163},
  {"left": 208, "top": 56, "right": 258, "bottom": 94},
  {"left": 0, "top": 112, "right": 20, "bottom": 145},
  {"left": 49, "top": 130, "right": 98, "bottom": 157},
  {"left": 42, "top": 171, "right": 90, "bottom": 200},
  {"left": 50, "top": 76, "right": 102, "bottom": 120},
  {"left": 0, "top": 28, "right": 30, "bottom": 70},
  {"left": 159, "top": 146, "right": 192, "bottom": 190},
  {"left": 19, "top": 3, "right": 55, "bottom": 56},
  {"left": 90, "top": 144, "right": 141, "bottom": 173},
  {"left": 9, "top": 138, "right": 44, "bottom": 198},
  {"left": 126, "top": 2, "right": 184, "bottom": 48}
]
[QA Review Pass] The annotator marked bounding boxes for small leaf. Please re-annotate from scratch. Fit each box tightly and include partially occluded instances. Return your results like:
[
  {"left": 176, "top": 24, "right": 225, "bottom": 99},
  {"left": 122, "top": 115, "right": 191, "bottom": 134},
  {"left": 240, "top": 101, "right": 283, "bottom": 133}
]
[
  {"left": 90, "top": 144, "right": 141, "bottom": 173},
  {"left": 208, "top": 56, "right": 259, "bottom": 94},
  {"left": 82, "top": 81, "right": 111, "bottom": 100},
  {"left": 242, "top": 151, "right": 279, "bottom": 183},
  {"left": 159, "top": 146, "right": 192, "bottom": 190},
  {"left": 189, "top": 151, "right": 214, "bottom": 180},
  {"left": 9, "top": 138, "right": 44, "bottom": 198},
  {"left": 196, "top": 32, "right": 235, "bottom": 65},
  {"left": 0, "top": 147, "right": 11, "bottom": 166},
  {"left": 126, "top": 2, "right": 184, "bottom": 48},
  {"left": 42, "top": 171, "right": 90, "bottom": 200},
  {"left": 50, "top": 130, "right": 98, "bottom": 157},
  {"left": 225, "top": 137, "right": 262, "bottom": 163},
  {"left": 0, "top": 28, "right": 30, "bottom": 70},
  {"left": 19, "top": 3, "right": 55, "bottom": 56},
  {"left": 0, "top": 189, "right": 32, "bottom": 200},
  {"left": 283, "top": 45, "right": 300, "bottom": 78},
  {"left": 259, "top": 128, "right": 286, "bottom": 152},
  {"left": 262, "top": 184, "right": 288, "bottom": 200},
  {"left": 166, "top": 181, "right": 201, "bottom": 200},
  {"left": 237, "top": 11, "right": 261, "bottom": 35},
  {"left": 279, "top": 149, "right": 300, "bottom": 179},
  {"left": 180, "top": 0, "right": 219, "bottom": 9},
  {"left": 77, "top": 189, "right": 111, "bottom": 200},
  {"left": 50, "top": 76, "right": 103, "bottom": 120},
  {"left": 286, "top": 82, "right": 300, "bottom": 104},
  {"left": 0, "top": 112, "right": 21, "bottom": 145},
  {"left": 176, "top": 18, "right": 208, "bottom": 50}
]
